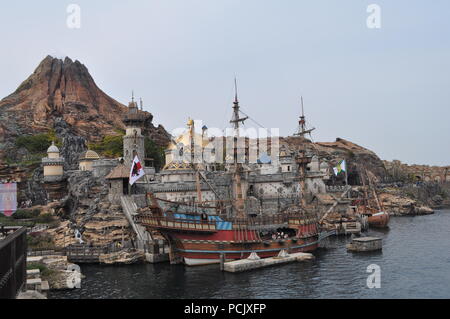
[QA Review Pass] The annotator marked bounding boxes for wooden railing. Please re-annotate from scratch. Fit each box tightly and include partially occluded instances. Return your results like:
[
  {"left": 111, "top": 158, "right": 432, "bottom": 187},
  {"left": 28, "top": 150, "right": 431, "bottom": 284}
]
[
  {"left": 136, "top": 214, "right": 217, "bottom": 232},
  {"left": 137, "top": 213, "right": 318, "bottom": 232},
  {"left": 231, "top": 215, "right": 287, "bottom": 228},
  {"left": 0, "top": 227, "right": 27, "bottom": 299},
  {"left": 65, "top": 244, "right": 108, "bottom": 263}
]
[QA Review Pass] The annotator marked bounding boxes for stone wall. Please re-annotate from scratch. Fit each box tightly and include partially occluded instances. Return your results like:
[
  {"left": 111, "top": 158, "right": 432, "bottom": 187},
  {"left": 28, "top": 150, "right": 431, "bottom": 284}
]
[{"left": 384, "top": 160, "right": 450, "bottom": 183}]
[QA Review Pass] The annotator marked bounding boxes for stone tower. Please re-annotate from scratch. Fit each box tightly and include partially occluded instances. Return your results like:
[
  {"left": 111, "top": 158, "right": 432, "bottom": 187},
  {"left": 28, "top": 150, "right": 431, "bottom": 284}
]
[
  {"left": 42, "top": 141, "right": 64, "bottom": 182},
  {"left": 123, "top": 96, "right": 146, "bottom": 167}
]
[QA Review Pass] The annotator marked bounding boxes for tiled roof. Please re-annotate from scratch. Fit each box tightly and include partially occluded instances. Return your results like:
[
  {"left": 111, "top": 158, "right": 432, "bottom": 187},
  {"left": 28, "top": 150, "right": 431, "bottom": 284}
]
[{"left": 105, "top": 164, "right": 130, "bottom": 180}]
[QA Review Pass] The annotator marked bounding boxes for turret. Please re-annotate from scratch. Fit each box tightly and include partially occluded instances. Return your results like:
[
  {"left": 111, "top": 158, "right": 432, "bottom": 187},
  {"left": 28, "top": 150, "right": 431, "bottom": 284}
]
[
  {"left": 123, "top": 94, "right": 146, "bottom": 167},
  {"left": 42, "top": 141, "right": 65, "bottom": 182}
]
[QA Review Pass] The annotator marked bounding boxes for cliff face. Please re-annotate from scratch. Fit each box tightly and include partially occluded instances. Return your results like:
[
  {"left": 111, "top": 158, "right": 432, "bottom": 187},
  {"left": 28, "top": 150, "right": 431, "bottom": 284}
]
[
  {"left": 0, "top": 55, "right": 170, "bottom": 151},
  {"left": 282, "top": 136, "right": 387, "bottom": 183}
]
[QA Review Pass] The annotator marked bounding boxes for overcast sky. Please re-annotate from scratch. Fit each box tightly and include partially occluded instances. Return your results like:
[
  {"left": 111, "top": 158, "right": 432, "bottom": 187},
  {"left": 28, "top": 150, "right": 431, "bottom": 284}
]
[{"left": 0, "top": 1, "right": 449, "bottom": 166}]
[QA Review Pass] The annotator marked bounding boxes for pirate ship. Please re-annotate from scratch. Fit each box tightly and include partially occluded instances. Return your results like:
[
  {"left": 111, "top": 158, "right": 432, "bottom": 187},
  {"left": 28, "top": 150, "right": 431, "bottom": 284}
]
[{"left": 136, "top": 86, "right": 320, "bottom": 266}]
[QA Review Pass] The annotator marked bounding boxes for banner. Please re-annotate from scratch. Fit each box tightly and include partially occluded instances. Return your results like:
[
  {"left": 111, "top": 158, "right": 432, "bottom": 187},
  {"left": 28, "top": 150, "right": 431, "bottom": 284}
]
[
  {"left": 0, "top": 183, "right": 17, "bottom": 217},
  {"left": 129, "top": 156, "right": 145, "bottom": 185},
  {"left": 333, "top": 160, "right": 347, "bottom": 176}
]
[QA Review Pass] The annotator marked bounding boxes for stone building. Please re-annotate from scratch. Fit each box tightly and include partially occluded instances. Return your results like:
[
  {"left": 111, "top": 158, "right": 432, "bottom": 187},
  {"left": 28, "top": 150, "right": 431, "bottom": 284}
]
[
  {"left": 92, "top": 159, "right": 119, "bottom": 178},
  {"left": 42, "top": 142, "right": 64, "bottom": 182},
  {"left": 383, "top": 160, "right": 450, "bottom": 183},
  {"left": 164, "top": 118, "right": 218, "bottom": 172},
  {"left": 123, "top": 97, "right": 146, "bottom": 167},
  {"left": 105, "top": 164, "right": 130, "bottom": 205},
  {"left": 79, "top": 150, "right": 100, "bottom": 171}
]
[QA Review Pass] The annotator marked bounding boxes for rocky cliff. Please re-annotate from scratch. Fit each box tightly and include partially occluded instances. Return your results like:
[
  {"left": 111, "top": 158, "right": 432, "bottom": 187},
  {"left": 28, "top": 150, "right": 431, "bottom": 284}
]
[{"left": 282, "top": 136, "right": 387, "bottom": 183}]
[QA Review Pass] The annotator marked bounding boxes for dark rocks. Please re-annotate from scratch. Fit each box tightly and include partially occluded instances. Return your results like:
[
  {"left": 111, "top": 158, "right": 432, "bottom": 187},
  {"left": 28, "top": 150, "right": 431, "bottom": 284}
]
[
  {"left": 54, "top": 117, "right": 86, "bottom": 170},
  {"left": 23, "top": 167, "right": 48, "bottom": 206}
]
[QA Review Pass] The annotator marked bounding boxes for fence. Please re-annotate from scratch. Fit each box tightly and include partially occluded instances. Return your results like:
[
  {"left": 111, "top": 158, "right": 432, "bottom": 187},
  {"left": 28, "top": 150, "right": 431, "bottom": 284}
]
[
  {"left": 26, "top": 239, "right": 169, "bottom": 263},
  {"left": 0, "top": 227, "right": 27, "bottom": 299}
]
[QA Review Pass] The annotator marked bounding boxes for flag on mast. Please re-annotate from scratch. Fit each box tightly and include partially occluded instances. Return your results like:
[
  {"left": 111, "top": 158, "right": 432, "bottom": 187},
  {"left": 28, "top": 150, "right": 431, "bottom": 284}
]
[
  {"left": 333, "top": 160, "right": 347, "bottom": 176},
  {"left": 129, "top": 156, "right": 145, "bottom": 185}
]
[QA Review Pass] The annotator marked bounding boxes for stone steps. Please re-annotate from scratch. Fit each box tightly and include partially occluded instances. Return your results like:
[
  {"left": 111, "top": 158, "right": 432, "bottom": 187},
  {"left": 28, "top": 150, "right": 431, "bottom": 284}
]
[
  {"left": 26, "top": 278, "right": 42, "bottom": 291},
  {"left": 26, "top": 269, "right": 40, "bottom": 279}
]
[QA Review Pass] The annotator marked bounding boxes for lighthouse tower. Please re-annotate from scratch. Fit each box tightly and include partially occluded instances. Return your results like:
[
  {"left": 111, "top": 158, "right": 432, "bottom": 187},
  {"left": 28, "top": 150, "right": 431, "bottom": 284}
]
[{"left": 123, "top": 95, "right": 146, "bottom": 167}]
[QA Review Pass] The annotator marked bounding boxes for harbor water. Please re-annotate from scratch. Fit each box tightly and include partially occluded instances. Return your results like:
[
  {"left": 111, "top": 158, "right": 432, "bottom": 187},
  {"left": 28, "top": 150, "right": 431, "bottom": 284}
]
[{"left": 49, "top": 209, "right": 450, "bottom": 299}]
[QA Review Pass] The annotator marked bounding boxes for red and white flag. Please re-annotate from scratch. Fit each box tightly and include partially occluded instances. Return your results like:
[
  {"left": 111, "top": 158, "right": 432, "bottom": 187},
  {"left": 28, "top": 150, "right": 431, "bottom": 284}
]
[{"left": 129, "top": 156, "right": 145, "bottom": 185}]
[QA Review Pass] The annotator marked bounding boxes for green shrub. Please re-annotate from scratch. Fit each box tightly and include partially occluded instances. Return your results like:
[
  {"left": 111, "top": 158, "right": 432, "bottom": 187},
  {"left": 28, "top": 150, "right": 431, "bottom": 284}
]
[
  {"left": 27, "top": 262, "right": 56, "bottom": 280},
  {"left": 15, "top": 130, "right": 61, "bottom": 154},
  {"left": 27, "top": 232, "right": 55, "bottom": 250},
  {"left": 12, "top": 209, "right": 40, "bottom": 220},
  {"left": 90, "top": 134, "right": 124, "bottom": 158},
  {"left": 35, "top": 213, "right": 55, "bottom": 224},
  {"left": 145, "top": 137, "right": 165, "bottom": 171}
]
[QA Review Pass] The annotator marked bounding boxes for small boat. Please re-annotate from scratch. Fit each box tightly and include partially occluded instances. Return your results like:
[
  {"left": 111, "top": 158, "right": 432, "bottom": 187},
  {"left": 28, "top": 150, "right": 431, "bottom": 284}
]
[
  {"left": 367, "top": 211, "right": 390, "bottom": 228},
  {"left": 353, "top": 169, "right": 390, "bottom": 228}
]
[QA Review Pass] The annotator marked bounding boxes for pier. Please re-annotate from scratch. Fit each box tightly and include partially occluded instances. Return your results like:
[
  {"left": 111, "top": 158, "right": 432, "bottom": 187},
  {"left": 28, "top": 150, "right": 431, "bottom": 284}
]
[
  {"left": 223, "top": 251, "right": 315, "bottom": 273},
  {"left": 346, "top": 237, "right": 382, "bottom": 252}
]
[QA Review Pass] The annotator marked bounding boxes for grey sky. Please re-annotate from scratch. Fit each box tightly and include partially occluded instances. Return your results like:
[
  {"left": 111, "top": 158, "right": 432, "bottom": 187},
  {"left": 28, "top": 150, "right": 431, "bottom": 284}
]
[{"left": 0, "top": 1, "right": 449, "bottom": 166}]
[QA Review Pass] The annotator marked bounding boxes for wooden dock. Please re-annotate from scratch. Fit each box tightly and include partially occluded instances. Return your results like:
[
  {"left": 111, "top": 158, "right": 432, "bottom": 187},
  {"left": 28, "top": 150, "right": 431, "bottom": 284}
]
[
  {"left": 347, "top": 237, "right": 382, "bottom": 252},
  {"left": 223, "top": 252, "right": 315, "bottom": 273},
  {"left": 65, "top": 244, "right": 107, "bottom": 263}
]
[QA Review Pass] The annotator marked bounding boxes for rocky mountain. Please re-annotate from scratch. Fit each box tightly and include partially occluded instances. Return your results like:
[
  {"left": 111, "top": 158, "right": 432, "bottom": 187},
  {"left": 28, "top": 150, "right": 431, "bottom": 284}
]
[
  {"left": 0, "top": 55, "right": 170, "bottom": 162},
  {"left": 282, "top": 136, "right": 387, "bottom": 183}
]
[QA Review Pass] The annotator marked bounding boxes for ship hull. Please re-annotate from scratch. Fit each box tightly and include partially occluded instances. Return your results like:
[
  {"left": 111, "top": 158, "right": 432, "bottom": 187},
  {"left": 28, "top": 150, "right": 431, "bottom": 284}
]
[
  {"left": 161, "top": 230, "right": 319, "bottom": 266},
  {"left": 367, "top": 212, "right": 390, "bottom": 228}
]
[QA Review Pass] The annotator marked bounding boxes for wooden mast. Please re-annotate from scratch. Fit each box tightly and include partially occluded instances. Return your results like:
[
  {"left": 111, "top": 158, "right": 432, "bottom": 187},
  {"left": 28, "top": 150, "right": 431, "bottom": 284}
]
[
  {"left": 295, "top": 146, "right": 312, "bottom": 208},
  {"left": 188, "top": 118, "right": 203, "bottom": 205},
  {"left": 294, "top": 96, "right": 315, "bottom": 138},
  {"left": 230, "top": 78, "right": 248, "bottom": 218}
]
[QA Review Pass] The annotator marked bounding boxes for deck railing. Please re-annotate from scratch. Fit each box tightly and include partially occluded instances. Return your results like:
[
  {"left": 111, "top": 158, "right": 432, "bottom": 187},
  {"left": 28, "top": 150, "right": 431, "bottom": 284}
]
[
  {"left": 136, "top": 212, "right": 318, "bottom": 232},
  {"left": 0, "top": 227, "right": 27, "bottom": 299},
  {"left": 136, "top": 214, "right": 218, "bottom": 232}
]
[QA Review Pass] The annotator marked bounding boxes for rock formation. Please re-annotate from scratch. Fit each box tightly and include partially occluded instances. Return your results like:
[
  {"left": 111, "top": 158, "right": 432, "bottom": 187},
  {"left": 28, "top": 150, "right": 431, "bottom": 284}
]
[
  {"left": 0, "top": 55, "right": 170, "bottom": 161},
  {"left": 282, "top": 136, "right": 387, "bottom": 183},
  {"left": 378, "top": 189, "right": 434, "bottom": 216},
  {"left": 0, "top": 55, "right": 170, "bottom": 205},
  {"left": 99, "top": 249, "right": 145, "bottom": 265},
  {"left": 54, "top": 117, "right": 87, "bottom": 170},
  {"left": 46, "top": 170, "right": 134, "bottom": 247}
]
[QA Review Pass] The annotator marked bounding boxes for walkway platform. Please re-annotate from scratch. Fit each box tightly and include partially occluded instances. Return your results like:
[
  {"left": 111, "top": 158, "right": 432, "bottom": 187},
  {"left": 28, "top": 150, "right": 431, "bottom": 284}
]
[
  {"left": 223, "top": 252, "right": 315, "bottom": 273},
  {"left": 347, "top": 237, "right": 382, "bottom": 252}
]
